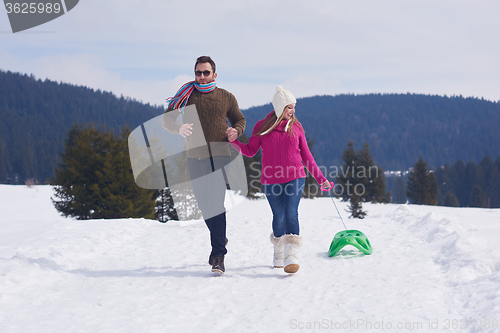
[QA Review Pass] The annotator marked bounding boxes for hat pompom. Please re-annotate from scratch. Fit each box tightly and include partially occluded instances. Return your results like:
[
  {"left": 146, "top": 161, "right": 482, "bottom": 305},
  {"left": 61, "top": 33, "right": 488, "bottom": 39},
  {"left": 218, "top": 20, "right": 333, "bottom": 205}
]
[{"left": 276, "top": 85, "right": 284, "bottom": 93}]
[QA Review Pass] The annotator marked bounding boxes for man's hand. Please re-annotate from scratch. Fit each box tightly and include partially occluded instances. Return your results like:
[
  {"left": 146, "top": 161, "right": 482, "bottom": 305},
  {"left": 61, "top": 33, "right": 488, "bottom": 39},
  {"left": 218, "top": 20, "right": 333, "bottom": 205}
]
[
  {"left": 179, "top": 123, "right": 193, "bottom": 138},
  {"left": 226, "top": 127, "right": 238, "bottom": 142}
]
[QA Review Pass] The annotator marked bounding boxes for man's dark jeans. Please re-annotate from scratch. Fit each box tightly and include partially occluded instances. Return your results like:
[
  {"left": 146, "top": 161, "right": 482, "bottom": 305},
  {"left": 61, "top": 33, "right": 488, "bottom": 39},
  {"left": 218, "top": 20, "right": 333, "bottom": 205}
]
[{"left": 188, "top": 156, "right": 230, "bottom": 258}]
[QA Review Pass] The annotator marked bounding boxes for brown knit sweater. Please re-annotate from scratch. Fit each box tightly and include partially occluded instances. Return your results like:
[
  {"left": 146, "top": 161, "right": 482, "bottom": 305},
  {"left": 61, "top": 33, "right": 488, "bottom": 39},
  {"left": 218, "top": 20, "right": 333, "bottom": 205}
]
[{"left": 162, "top": 87, "right": 246, "bottom": 158}]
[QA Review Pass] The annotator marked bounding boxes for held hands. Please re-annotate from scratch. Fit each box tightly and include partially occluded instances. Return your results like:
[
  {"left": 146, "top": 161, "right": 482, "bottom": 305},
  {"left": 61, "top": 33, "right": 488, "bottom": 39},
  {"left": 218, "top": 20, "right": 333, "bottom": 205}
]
[
  {"left": 226, "top": 127, "right": 238, "bottom": 142},
  {"left": 179, "top": 123, "right": 193, "bottom": 138}
]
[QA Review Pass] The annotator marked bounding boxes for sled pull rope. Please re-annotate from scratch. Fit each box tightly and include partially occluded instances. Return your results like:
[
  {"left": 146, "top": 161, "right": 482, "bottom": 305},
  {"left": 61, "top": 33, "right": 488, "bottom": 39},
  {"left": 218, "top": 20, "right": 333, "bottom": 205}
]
[
  {"left": 322, "top": 182, "right": 348, "bottom": 231},
  {"left": 322, "top": 183, "right": 373, "bottom": 257}
]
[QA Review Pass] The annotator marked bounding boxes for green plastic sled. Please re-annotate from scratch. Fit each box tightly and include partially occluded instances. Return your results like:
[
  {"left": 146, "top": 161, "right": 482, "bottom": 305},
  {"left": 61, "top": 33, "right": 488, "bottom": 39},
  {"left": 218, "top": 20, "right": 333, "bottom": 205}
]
[{"left": 328, "top": 229, "right": 373, "bottom": 257}]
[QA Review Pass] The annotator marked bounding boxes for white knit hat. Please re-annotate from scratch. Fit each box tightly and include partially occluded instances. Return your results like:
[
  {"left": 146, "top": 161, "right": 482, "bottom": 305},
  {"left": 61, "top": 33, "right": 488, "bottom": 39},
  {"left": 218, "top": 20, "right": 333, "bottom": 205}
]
[{"left": 261, "top": 85, "right": 297, "bottom": 135}]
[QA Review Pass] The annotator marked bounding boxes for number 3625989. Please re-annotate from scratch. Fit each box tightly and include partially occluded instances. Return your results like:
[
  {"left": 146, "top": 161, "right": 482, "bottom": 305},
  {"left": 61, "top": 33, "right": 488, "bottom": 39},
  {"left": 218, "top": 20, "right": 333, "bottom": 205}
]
[{"left": 5, "top": 2, "right": 62, "bottom": 14}]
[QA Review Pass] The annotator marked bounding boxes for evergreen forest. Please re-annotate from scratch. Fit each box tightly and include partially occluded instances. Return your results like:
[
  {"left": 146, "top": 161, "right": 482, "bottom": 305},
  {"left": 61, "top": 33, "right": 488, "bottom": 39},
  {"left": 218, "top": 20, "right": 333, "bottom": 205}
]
[
  {"left": 242, "top": 94, "right": 500, "bottom": 170},
  {"left": 435, "top": 156, "right": 500, "bottom": 208},
  {"left": 2, "top": 69, "right": 500, "bottom": 210},
  {"left": 0, "top": 70, "right": 162, "bottom": 184}
]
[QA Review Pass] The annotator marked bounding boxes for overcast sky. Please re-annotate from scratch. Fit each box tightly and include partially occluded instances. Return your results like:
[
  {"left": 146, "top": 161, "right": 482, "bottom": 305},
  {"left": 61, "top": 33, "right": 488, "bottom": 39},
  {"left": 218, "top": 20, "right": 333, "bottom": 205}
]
[{"left": 1, "top": 0, "right": 499, "bottom": 109}]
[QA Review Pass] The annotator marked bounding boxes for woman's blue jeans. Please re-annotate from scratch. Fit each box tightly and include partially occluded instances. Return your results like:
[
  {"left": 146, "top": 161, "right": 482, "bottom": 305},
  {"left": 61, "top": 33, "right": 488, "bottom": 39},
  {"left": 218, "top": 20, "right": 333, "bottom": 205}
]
[{"left": 263, "top": 178, "right": 305, "bottom": 238}]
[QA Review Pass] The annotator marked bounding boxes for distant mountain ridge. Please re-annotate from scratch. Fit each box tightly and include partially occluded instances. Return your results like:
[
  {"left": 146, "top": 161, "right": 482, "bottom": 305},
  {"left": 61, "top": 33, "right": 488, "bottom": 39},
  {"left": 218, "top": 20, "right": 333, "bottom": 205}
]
[
  {"left": 1, "top": 69, "right": 499, "bottom": 184},
  {"left": 242, "top": 93, "right": 500, "bottom": 170},
  {"left": 0, "top": 70, "right": 162, "bottom": 184}
]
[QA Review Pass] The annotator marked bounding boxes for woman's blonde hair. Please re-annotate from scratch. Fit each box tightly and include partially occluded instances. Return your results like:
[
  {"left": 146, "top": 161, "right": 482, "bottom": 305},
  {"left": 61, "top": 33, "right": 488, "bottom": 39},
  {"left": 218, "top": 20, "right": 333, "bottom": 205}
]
[{"left": 255, "top": 105, "right": 301, "bottom": 137}]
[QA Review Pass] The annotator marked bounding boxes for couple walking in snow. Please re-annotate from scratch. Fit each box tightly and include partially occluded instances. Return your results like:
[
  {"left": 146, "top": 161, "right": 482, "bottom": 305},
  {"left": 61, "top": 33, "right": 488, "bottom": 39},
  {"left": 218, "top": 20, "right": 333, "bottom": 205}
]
[{"left": 163, "top": 56, "right": 330, "bottom": 275}]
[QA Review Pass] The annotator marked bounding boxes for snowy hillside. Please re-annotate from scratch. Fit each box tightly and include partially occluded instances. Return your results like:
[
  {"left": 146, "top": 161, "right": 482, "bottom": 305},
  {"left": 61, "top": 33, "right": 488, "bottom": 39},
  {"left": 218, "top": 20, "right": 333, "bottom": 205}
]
[{"left": 1, "top": 185, "right": 499, "bottom": 333}]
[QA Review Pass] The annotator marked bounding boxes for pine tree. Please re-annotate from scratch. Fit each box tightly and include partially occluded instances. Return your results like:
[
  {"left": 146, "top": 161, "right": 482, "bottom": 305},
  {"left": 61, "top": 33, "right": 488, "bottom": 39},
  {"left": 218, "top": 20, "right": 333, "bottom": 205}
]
[
  {"left": 348, "top": 195, "right": 367, "bottom": 219},
  {"left": 356, "top": 142, "right": 391, "bottom": 203},
  {"left": 468, "top": 185, "right": 487, "bottom": 208},
  {"left": 443, "top": 192, "right": 459, "bottom": 207},
  {"left": 406, "top": 156, "right": 439, "bottom": 205},
  {"left": 171, "top": 187, "right": 202, "bottom": 220},
  {"left": 464, "top": 162, "right": 478, "bottom": 205},
  {"left": 490, "top": 156, "right": 500, "bottom": 208},
  {"left": 477, "top": 156, "right": 494, "bottom": 195},
  {"left": 337, "top": 141, "right": 367, "bottom": 218},
  {"left": 435, "top": 164, "right": 454, "bottom": 205},
  {"left": 337, "top": 141, "right": 357, "bottom": 202},
  {"left": 452, "top": 160, "right": 468, "bottom": 206},
  {"left": 337, "top": 141, "right": 391, "bottom": 218},
  {"left": 392, "top": 176, "right": 407, "bottom": 204},
  {"left": 51, "top": 124, "right": 157, "bottom": 220},
  {"left": 156, "top": 187, "right": 179, "bottom": 222}
]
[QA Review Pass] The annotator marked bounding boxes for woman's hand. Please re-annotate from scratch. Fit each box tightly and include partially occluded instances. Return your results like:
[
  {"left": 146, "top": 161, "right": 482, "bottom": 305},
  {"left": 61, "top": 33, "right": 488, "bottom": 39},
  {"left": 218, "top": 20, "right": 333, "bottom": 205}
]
[
  {"left": 320, "top": 181, "right": 333, "bottom": 191},
  {"left": 226, "top": 127, "right": 238, "bottom": 142}
]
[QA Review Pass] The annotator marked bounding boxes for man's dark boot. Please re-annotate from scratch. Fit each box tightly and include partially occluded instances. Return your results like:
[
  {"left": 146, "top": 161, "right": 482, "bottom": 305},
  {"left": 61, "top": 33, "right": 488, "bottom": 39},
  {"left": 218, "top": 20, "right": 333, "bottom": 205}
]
[
  {"left": 211, "top": 256, "right": 225, "bottom": 274},
  {"left": 208, "top": 237, "right": 228, "bottom": 265}
]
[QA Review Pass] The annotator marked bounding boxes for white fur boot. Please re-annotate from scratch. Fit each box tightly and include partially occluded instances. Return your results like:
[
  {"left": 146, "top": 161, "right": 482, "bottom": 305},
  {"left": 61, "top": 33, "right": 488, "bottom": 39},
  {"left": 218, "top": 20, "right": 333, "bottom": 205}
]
[
  {"left": 283, "top": 234, "right": 303, "bottom": 273},
  {"left": 270, "top": 233, "right": 284, "bottom": 268}
]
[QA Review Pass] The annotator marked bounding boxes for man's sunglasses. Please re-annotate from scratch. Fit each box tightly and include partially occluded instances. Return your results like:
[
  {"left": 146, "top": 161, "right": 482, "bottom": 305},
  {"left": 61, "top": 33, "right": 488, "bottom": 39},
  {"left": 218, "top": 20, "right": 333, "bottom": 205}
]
[{"left": 195, "top": 70, "right": 212, "bottom": 77}]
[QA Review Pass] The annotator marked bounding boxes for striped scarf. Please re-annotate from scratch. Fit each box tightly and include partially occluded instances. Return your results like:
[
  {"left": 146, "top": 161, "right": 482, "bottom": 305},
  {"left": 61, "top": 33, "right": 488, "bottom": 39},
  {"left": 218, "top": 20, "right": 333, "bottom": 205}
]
[{"left": 166, "top": 81, "right": 217, "bottom": 111}]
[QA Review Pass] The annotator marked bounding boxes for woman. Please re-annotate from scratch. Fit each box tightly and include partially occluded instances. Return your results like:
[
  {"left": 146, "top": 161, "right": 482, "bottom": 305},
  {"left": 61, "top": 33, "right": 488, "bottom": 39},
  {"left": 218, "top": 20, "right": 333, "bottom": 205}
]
[{"left": 226, "top": 86, "right": 331, "bottom": 273}]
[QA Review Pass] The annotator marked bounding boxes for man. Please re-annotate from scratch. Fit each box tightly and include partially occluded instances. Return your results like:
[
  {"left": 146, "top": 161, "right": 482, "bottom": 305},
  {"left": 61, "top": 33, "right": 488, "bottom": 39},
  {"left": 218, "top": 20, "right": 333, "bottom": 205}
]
[{"left": 162, "top": 56, "right": 245, "bottom": 274}]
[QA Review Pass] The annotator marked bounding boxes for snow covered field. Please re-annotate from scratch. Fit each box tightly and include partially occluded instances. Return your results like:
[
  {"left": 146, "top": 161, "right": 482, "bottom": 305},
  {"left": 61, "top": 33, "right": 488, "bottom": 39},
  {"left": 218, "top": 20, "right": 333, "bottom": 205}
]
[{"left": 1, "top": 185, "right": 500, "bottom": 333}]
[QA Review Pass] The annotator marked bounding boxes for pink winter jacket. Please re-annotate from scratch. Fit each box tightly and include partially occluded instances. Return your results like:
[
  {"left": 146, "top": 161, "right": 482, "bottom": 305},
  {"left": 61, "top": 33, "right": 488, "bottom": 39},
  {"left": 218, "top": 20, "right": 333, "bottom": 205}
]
[{"left": 230, "top": 112, "right": 327, "bottom": 185}]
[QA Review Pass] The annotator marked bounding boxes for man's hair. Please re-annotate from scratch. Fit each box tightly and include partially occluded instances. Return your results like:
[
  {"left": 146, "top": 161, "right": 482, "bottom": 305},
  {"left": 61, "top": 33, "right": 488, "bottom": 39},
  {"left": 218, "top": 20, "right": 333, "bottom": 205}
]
[{"left": 195, "top": 56, "right": 216, "bottom": 73}]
